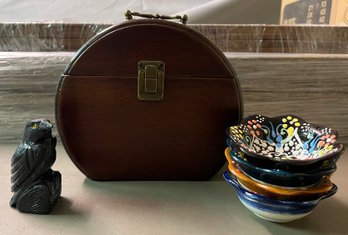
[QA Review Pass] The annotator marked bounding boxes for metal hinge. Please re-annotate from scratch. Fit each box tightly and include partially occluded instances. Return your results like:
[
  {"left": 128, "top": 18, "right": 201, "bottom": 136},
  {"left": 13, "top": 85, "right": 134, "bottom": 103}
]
[{"left": 137, "top": 61, "right": 165, "bottom": 101}]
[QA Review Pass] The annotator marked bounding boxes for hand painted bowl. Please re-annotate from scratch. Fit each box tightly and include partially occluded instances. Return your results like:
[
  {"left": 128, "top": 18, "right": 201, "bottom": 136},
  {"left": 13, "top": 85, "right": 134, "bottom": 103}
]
[
  {"left": 225, "top": 147, "right": 337, "bottom": 187},
  {"left": 227, "top": 114, "right": 344, "bottom": 172},
  {"left": 226, "top": 137, "right": 339, "bottom": 172},
  {"left": 223, "top": 171, "right": 337, "bottom": 223},
  {"left": 226, "top": 157, "right": 333, "bottom": 200}
]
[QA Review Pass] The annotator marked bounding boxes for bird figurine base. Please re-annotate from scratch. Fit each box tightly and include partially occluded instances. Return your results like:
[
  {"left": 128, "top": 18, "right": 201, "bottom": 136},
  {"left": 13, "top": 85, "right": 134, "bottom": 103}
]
[{"left": 10, "top": 119, "right": 62, "bottom": 214}]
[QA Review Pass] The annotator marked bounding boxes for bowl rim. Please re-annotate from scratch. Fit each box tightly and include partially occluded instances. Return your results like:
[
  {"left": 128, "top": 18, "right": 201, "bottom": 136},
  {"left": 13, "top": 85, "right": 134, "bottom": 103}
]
[
  {"left": 226, "top": 147, "right": 337, "bottom": 177},
  {"left": 227, "top": 137, "right": 342, "bottom": 172},
  {"left": 227, "top": 114, "right": 345, "bottom": 165},
  {"left": 223, "top": 171, "right": 338, "bottom": 205},
  {"left": 238, "top": 141, "right": 344, "bottom": 165},
  {"left": 226, "top": 156, "right": 334, "bottom": 197}
]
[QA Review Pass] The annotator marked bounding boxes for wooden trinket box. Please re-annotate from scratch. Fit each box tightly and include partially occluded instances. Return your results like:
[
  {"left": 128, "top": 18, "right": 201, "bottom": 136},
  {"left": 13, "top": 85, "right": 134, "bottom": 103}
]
[{"left": 55, "top": 16, "right": 243, "bottom": 180}]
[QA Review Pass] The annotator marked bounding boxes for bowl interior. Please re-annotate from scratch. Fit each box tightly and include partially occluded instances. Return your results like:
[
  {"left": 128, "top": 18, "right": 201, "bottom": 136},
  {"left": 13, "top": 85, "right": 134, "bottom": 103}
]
[{"left": 228, "top": 114, "right": 344, "bottom": 162}]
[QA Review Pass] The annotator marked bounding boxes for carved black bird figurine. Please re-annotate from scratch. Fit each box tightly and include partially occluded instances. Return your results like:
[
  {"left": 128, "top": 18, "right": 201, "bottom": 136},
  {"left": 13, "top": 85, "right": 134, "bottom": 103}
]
[{"left": 10, "top": 119, "right": 61, "bottom": 214}]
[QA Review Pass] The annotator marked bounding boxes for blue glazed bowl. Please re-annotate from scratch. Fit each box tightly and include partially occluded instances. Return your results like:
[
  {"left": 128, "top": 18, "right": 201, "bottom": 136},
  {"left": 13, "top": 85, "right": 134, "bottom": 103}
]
[
  {"left": 223, "top": 171, "right": 337, "bottom": 223},
  {"left": 226, "top": 147, "right": 337, "bottom": 187}
]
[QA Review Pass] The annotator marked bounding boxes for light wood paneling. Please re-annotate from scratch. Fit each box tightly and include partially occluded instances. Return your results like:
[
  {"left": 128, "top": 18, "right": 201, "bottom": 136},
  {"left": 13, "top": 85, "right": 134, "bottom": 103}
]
[
  {"left": 0, "top": 52, "right": 347, "bottom": 144},
  {"left": 1, "top": 23, "right": 348, "bottom": 53}
]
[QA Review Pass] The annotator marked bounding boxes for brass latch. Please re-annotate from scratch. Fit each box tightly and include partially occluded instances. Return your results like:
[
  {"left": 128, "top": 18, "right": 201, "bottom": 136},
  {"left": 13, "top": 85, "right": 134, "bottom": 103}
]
[{"left": 137, "top": 61, "right": 165, "bottom": 101}]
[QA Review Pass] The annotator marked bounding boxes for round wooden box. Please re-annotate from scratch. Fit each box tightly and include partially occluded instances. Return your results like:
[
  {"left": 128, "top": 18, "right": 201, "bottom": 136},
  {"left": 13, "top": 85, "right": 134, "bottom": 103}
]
[{"left": 56, "top": 19, "right": 243, "bottom": 180}]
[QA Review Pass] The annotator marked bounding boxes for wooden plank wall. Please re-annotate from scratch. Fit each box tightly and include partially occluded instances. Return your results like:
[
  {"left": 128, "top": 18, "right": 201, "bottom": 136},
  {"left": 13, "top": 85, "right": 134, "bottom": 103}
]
[
  {"left": 0, "top": 52, "right": 347, "bottom": 144},
  {"left": 229, "top": 53, "right": 348, "bottom": 144},
  {"left": 1, "top": 23, "right": 348, "bottom": 53},
  {"left": 0, "top": 24, "right": 347, "bottom": 144}
]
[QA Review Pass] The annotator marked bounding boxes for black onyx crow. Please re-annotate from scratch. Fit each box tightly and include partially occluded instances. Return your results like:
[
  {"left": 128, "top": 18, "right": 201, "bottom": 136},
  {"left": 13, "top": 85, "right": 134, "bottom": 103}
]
[{"left": 10, "top": 119, "right": 61, "bottom": 214}]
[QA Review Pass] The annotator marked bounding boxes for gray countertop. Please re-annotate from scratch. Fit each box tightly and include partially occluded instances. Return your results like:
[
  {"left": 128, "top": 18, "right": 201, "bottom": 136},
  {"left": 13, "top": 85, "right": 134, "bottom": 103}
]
[{"left": 0, "top": 144, "right": 347, "bottom": 235}]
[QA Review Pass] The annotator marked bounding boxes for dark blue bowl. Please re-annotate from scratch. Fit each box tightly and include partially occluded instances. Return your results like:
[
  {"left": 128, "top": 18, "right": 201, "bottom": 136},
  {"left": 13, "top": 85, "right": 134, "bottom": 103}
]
[
  {"left": 223, "top": 171, "right": 337, "bottom": 222},
  {"left": 227, "top": 147, "right": 336, "bottom": 187}
]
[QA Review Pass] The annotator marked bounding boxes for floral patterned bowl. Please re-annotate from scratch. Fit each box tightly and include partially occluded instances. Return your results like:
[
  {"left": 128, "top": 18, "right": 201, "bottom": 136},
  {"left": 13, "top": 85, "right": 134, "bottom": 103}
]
[
  {"left": 227, "top": 114, "right": 344, "bottom": 170},
  {"left": 223, "top": 171, "right": 337, "bottom": 223},
  {"left": 225, "top": 147, "right": 337, "bottom": 187},
  {"left": 226, "top": 137, "right": 339, "bottom": 172}
]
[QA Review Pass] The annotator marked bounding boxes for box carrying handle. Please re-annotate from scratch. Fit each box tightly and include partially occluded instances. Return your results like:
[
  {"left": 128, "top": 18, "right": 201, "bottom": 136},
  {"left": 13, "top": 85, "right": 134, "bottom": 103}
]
[{"left": 125, "top": 10, "right": 188, "bottom": 25}]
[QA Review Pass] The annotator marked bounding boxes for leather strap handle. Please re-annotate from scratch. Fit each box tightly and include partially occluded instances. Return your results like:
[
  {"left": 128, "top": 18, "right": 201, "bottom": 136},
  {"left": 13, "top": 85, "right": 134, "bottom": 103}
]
[{"left": 125, "top": 10, "right": 188, "bottom": 25}]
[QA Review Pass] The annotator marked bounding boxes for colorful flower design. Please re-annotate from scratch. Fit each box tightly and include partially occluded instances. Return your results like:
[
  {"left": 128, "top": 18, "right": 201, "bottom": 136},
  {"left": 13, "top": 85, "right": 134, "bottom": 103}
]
[
  {"left": 228, "top": 115, "right": 340, "bottom": 161},
  {"left": 318, "top": 134, "right": 336, "bottom": 148},
  {"left": 229, "top": 126, "right": 243, "bottom": 140},
  {"left": 247, "top": 120, "right": 262, "bottom": 136},
  {"left": 281, "top": 116, "right": 301, "bottom": 136}
]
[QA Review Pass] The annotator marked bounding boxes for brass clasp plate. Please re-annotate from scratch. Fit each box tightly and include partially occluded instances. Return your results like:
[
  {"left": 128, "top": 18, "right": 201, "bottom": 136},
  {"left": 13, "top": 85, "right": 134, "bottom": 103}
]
[{"left": 137, "top": 61, "right": 165, "bottom": 101}]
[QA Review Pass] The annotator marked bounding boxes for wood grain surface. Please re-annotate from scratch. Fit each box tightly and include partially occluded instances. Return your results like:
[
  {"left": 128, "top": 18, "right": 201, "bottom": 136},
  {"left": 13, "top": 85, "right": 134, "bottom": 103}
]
[
  {"left": 54, "top": 20, "right": 243, "bottom": 180},
  {"left": 1, "top": 23, "right": 348, "bottom": 53},
  {"left": 1, "top": 52, "right": 347, "bottom": 144}
]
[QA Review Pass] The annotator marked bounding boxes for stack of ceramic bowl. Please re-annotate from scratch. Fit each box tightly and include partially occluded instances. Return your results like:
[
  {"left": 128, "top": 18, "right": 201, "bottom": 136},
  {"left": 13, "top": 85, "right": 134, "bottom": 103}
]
[{"left": 224, "top": 114, "right": 345, "bottom": 223}]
